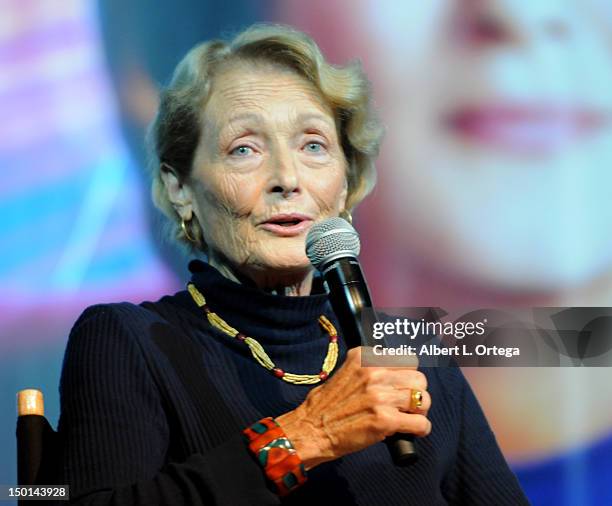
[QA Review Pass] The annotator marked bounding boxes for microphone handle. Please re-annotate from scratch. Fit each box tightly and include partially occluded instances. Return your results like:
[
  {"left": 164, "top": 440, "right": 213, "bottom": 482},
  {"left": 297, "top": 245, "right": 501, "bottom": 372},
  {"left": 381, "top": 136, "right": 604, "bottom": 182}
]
[{"left": 322, "top": 258, "right": 418, "bottom": 467}]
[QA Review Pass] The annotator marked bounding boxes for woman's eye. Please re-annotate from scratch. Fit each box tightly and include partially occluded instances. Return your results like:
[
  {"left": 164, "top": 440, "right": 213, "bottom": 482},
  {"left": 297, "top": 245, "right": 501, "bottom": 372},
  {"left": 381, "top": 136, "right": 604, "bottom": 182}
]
[
  {"left": 304, "top": 142, "right": 325, "bottom": 153},
  {"left": 230, "top": 145, "right": 253, "bottom": 156}
]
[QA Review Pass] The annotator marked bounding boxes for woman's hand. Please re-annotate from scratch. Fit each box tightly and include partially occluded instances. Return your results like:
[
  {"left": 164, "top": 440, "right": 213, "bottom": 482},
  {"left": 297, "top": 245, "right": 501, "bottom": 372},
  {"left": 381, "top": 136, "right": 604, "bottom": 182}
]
[{"left": 275, "top": 347, "right": 432, "bottom": 470}]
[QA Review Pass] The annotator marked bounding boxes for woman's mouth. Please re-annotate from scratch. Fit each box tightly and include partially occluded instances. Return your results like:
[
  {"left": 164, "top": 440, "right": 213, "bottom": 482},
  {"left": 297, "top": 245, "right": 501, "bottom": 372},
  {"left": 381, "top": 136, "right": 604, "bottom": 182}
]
[
  {"left": 445, "top": 104, "right": 611, "bottom": 156},
  {"left": 260, "top": 214, "right": 314, "bottom": 237}
]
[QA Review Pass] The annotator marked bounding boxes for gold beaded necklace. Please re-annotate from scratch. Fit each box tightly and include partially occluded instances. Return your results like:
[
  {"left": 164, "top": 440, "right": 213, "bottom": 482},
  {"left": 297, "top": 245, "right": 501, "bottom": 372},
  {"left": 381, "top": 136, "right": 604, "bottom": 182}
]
[{"left": 187, "top": 283, "right": 339, "bottom": 385}]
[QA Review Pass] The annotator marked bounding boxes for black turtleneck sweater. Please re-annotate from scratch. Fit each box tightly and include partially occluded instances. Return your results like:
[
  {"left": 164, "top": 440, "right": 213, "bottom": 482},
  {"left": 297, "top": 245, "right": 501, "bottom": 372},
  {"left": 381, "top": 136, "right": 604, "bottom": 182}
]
[{"left": 58, "top": 260, "right": 529, "bottom": 505}]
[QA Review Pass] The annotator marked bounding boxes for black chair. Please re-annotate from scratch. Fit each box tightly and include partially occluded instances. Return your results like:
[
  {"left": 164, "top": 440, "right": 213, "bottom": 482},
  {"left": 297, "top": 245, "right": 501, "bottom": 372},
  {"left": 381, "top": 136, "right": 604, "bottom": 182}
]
[{"left": 16, "top": 389, "right": 60, "bottom": 503}]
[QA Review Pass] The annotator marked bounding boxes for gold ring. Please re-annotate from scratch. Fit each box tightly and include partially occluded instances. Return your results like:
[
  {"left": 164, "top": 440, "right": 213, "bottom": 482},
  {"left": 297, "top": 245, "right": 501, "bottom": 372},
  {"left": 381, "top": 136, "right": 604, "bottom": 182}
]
[{"left": 410, "top": 390, "right": 423, "bottom": 411}]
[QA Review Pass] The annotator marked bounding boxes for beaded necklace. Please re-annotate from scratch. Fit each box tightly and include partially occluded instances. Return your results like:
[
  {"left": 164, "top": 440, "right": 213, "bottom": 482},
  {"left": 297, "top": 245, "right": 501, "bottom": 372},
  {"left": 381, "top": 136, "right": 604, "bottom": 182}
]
[{"left": 187, "top": 283, "right": 339, "bottom": 384}]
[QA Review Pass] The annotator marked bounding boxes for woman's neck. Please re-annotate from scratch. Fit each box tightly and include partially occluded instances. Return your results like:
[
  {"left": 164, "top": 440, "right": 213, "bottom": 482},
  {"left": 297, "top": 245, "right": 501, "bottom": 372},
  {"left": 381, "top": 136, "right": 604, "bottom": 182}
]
[{"left": 208, "top": 253, "right": 314, "bottom": 296}]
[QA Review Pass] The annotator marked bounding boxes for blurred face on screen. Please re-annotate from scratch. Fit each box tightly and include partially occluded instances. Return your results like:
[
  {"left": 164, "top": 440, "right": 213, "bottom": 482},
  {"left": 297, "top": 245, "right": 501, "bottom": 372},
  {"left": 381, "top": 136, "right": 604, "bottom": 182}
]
[{"left": 363, "top": 0, "right": 612, "bottom": 291}]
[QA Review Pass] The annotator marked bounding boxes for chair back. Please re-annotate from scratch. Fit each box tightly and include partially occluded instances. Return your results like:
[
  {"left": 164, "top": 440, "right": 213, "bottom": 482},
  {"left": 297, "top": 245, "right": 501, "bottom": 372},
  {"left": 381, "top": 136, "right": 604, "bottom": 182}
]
[{"left": 16, "top": 389, "right": 60, "bottom": 486}]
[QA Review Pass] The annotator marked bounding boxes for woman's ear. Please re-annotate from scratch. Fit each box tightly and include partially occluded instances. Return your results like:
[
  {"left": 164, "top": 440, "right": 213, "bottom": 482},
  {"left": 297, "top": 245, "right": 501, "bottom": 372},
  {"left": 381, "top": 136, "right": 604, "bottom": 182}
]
[
  {"left": 160, "top": 163, "right": 194, "bottom": 221},
  {"left": 339, "top": 176, "right": 349, "bottom": 212}
]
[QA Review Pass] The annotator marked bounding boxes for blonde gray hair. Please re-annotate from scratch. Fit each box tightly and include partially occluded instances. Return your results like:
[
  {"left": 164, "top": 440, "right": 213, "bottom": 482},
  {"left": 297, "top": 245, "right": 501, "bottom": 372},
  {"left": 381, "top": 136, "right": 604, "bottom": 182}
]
[{"left": 147, "top": 23, "right": 383, "bottom": 251}]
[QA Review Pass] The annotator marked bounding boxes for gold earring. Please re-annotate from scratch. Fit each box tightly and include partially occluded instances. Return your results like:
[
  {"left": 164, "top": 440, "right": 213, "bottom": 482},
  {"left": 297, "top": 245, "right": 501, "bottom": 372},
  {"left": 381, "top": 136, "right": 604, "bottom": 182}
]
[
  {"left": 181, "top": 219, "right": 196, "bottom": 243},
  {"left": 340, "top": 209, "right": 352, "bottom": 224}
]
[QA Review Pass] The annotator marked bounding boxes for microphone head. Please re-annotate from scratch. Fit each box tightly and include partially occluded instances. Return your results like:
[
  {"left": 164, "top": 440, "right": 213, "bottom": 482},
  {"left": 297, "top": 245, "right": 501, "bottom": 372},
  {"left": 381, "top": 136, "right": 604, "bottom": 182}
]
[{"left": 306, "top": 217, "right": 361, "bottom": 270}]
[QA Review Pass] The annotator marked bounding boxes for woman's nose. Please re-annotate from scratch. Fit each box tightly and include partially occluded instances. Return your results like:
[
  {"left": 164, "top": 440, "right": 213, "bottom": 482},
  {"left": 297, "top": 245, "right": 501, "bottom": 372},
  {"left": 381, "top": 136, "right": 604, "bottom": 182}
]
[{"left": 267, "top": 149, "right": 301, "bottom": 198}]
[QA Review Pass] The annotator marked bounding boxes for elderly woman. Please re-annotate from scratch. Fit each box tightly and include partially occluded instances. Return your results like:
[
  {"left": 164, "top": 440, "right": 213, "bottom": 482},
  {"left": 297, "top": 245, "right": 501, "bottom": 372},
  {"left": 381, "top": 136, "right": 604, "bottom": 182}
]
[{"left": 58, "top": 24, "right": 528, "bottom": 505}]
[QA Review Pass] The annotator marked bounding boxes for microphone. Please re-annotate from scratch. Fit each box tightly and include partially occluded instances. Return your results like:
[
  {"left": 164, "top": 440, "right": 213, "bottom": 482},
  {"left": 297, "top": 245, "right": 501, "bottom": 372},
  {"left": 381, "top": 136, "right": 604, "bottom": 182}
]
[{"left": 305, "top": 217, "right": 418, "bottom": 466}]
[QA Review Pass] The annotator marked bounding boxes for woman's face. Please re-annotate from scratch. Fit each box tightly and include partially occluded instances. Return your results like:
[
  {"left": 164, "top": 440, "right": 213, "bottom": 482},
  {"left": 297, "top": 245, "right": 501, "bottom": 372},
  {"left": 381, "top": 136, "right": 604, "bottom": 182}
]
[
  {"left": 186, "top": 64, "right": 348, "bottom": 278},
  {"left": 362, "top": 0, "right": 612, "bottom": 290}
]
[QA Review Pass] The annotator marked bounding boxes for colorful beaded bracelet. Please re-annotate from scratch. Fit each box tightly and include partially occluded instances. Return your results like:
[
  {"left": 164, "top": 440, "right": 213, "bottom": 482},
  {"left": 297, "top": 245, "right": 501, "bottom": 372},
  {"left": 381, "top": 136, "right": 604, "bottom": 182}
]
[{"left": 243, "top": 417, "right": 307, "bottom": 496}]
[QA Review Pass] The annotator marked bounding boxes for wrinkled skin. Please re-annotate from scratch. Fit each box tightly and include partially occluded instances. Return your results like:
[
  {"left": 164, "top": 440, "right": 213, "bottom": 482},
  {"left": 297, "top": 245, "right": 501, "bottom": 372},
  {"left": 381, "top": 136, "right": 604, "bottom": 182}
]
[
  {"left": 163, "top": 64, "right": 348, "bottom": 295},
  {"left": 277, "top": 348, "right": 431, "bottom": 470}
]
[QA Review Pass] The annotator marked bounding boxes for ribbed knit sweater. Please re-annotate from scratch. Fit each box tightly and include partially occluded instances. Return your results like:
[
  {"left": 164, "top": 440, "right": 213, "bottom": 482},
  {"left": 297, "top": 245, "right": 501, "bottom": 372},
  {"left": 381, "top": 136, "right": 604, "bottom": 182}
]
[{"left": 58, "top": 260, "right": 529, "bottom": 505}]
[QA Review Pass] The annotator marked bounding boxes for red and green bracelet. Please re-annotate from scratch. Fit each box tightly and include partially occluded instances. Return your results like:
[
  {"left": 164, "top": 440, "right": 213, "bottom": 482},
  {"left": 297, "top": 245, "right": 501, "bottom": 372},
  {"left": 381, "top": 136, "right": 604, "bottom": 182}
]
[{"left": 243, "top": 417, "right": 307, "bottom": 496}]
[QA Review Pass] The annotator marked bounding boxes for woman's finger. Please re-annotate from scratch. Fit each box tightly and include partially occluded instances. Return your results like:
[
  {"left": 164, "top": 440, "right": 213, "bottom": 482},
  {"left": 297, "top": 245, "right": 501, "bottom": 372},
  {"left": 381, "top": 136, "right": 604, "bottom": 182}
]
[
  {"left": 392, "top": 388, "right": 432, "bottom": 414},
  {"left": 395, "top": 412, "right": 432, "bottom": 438},
  {"left": 372, "top": 386, "right": 431, "bottom": 414}
]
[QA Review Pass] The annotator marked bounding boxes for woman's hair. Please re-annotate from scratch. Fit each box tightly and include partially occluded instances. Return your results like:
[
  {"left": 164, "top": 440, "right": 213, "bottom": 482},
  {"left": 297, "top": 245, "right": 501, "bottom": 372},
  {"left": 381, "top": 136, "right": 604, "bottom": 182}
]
[{"left": 147, "top": 23, "right": 384, "bottom": 251}]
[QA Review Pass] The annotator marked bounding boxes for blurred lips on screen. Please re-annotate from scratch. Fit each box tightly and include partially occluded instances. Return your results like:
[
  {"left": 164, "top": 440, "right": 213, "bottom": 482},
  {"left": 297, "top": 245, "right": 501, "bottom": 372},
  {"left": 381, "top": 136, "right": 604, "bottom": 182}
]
[{"left": 446, "top": 104, "right": 612, "bottom": 156}]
